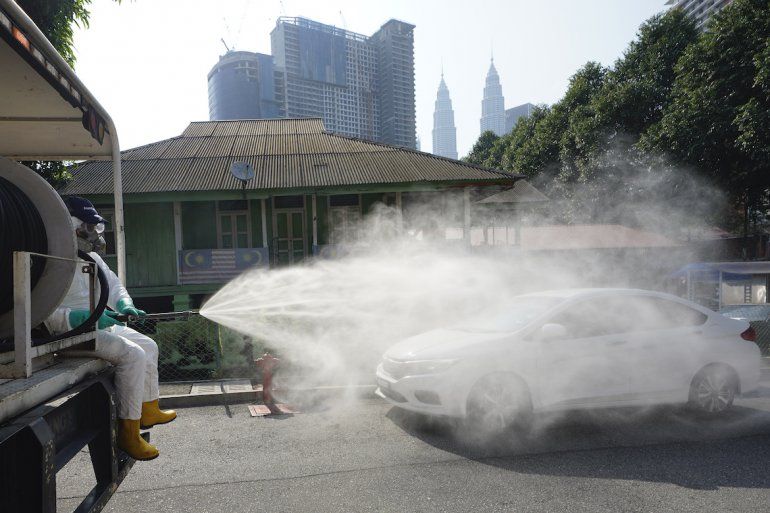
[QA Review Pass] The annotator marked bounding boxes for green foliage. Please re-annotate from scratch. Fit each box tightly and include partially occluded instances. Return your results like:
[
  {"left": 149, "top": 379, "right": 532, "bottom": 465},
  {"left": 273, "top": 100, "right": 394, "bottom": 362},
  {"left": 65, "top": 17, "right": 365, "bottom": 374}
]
[
  {"left": 502, "top": 105, "right": 551, "bottom": 178},
  {"left": 20, "top": 160, "right": 71, "bottom": 189},
  {"left": 463, "top": 131, "right": 499, "bottom": 166},
  {"left": 465, "top": 4, "right": 767, "bottom": 232},
  {"left": 16, "top": 0, "right": 93, "bottom": 67},
  {"left": 644, "top": 0, "right": 770, "bottom": 193},
  {"left": 642, "top": 0, "right": 770, "bottom": 215},
  {"left": 594, "top": 10, "right": 698, "bottom": 136},
  {"left": 494, "top": 61, "right": 607, "bottom": 209}
]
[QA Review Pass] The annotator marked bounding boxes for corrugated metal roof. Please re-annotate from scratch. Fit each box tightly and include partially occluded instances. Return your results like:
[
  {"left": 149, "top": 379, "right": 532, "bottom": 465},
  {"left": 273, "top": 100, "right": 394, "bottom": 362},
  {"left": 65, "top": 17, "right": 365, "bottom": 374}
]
[
  {"left": 477, "top": 180, "right": 550, "bottom": 204},
  {"left": 61, "top": 119, "right": 523, "bottom": 196}
]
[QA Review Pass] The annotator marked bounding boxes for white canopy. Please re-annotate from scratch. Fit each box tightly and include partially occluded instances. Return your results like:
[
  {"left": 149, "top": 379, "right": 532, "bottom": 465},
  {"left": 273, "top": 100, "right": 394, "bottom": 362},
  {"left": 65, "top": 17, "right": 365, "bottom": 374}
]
[{"left": 0, "top": 0, "right": 125, "bottom": 280}]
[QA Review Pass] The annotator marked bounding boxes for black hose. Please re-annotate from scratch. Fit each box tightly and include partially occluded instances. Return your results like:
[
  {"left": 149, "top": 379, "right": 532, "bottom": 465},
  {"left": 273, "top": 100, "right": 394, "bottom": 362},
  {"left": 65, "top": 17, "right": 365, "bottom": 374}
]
[
  {"left": 0, "top": 175, "right": 111, "bottom": 351},
  {"left": 31, "top": 250, "right": 110, "bottom": 347},
  {"left": 0, "top": 176, "right": 48, "bottom": 317}
]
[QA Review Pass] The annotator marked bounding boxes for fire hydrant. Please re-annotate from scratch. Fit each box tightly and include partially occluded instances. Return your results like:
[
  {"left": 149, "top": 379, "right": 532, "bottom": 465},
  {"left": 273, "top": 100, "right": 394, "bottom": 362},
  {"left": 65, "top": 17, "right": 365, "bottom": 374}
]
[{"left": 254, "top": 352, "right": 280, "bottom": 406}]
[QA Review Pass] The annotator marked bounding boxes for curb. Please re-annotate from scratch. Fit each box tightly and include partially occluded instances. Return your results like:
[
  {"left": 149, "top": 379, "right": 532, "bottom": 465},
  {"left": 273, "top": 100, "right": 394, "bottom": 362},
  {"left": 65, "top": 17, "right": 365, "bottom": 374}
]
[
  {"left": 160, "top": 390, "right": 260, "bottom": 409},
  {"left": 159, "top": 384, "right": 378, "bottom": 409}
]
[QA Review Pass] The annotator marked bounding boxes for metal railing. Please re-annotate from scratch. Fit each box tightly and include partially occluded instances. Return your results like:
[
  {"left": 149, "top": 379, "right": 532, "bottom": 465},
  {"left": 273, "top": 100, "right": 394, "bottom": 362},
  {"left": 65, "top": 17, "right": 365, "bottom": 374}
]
[{"left": 0, "top": 251, "right": 98, "bottom": 378}]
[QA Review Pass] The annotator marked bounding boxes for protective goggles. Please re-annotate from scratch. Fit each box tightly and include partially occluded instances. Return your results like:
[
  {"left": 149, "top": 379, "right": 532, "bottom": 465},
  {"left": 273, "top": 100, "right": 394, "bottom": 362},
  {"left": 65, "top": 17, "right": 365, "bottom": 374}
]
[
  {"left": 71, "top": 216, "right": 105, "bottom": 234},
  {"left": 82, "top": 222, "right": 105, "bottom": 234}
]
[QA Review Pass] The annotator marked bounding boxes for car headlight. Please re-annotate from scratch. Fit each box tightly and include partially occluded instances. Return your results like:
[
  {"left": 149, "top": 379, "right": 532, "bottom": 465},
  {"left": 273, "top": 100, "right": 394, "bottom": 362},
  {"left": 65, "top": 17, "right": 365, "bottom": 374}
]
[{"left": 402, "top": 359, "right": 458, "bottom": 376}]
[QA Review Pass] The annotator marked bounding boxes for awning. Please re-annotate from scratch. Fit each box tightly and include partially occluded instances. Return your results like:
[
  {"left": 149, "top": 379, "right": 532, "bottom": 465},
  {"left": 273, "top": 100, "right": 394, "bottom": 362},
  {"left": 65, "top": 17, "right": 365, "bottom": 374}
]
[
  {"left": 0, "top": 0, "right": 126, "bottom": 280},
  {"left": 668, "top": 261, "right": 770, "bottom": 281},
  {"left": 477, "top": 180, "right": 549, "bottom": 204},
  {"left": 0, "top": 1, "right": 114, "bottom": 159}
]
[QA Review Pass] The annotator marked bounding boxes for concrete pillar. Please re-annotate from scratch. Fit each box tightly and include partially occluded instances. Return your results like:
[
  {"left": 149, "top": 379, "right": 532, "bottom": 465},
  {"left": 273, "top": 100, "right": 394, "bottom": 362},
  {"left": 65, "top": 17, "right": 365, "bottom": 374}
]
[
  {"left": 396, "top": 192, "right": 403, "bottom": 233},
  {"left": 312, "top": 194, "right": 318, "bottom": 248},
  {"left": 260, "top": 199, "right": 268, "bottom": 248},
  {"left": 463, "top": 188, "right": 471, "bottom": 246},
  {"left": 173, "top": 201, "right": 182, "bottom": 284}
]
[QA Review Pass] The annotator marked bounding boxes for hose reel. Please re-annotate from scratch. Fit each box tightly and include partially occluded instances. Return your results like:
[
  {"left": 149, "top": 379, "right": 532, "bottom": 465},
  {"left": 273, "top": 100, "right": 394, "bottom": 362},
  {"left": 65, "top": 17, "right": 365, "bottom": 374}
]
[{"left": 0, "top": 157, "right": 78, "bottom": 340}]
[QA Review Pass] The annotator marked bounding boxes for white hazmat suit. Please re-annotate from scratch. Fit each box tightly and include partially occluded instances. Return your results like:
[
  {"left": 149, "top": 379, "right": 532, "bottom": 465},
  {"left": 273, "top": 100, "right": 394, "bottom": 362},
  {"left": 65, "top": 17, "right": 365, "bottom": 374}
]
[
  {"left": 51, "top": 200, "right": 175, "bottom": 461},
  {"left": 45, "top": 252, "right": 159, "bottom": 420}
]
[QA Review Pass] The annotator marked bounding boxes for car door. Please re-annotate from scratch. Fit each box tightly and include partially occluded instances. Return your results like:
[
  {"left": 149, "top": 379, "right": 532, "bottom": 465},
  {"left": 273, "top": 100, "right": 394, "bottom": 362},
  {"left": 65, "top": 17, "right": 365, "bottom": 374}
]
[
  {"left": 619, "top": 296, "right": 709, "bottom": 402},
  {"left": 536, "top": 297, "right": 636, "bottom": 409}
]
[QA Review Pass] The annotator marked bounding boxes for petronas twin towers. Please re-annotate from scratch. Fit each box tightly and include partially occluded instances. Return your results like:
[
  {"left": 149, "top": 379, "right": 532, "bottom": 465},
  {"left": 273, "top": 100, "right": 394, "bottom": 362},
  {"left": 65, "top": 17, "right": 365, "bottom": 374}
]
[
  {"left": 431, "top": 74, "right": 458, "bottom": 160},
  {"left": 479, "top": 58, "right": 506, "bottom": 136},
  {"left": 431, "top": 58, "right": 506, "bottom": 159}
]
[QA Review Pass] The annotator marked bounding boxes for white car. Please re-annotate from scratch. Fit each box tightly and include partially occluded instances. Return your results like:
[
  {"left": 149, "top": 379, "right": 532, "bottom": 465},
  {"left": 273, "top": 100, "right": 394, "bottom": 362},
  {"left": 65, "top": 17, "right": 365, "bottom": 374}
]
[{"left": 376, "top": 289, "right": 762, "bottom": 432}]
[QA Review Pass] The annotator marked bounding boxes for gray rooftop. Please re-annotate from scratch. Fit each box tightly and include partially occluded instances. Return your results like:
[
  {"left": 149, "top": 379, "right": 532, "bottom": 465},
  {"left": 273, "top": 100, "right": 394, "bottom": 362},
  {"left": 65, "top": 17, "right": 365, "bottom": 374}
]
[
  {"left": 477, "top": 180, "right": 549, "bottom": 204},
  {"left": 60, "top": 119, "right": 520, "bottom": 195}
]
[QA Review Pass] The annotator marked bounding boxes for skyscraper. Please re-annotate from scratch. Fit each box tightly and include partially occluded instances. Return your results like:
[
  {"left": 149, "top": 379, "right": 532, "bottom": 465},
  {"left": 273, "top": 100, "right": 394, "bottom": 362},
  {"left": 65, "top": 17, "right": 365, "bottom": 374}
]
[
  {"left": 432, "top": 74, "right": 458, "bottom": 160},
  {"left": 208, "top": 51, "right": 282, "bottom": 121},
  {"left": 480, "top": 58, "right": 506, "bottom": 136},
  {"left": 372, "top": 20, "right": 417, "bottom": 149},
  {"left": 505, "top": 103, "right": 536, "bottom": 133},
  {"left": 665, "top": 0, "right": 733, "bottom": 30},
  {"left": 270, "top": 17, "right": 416, "bottom": 148}
]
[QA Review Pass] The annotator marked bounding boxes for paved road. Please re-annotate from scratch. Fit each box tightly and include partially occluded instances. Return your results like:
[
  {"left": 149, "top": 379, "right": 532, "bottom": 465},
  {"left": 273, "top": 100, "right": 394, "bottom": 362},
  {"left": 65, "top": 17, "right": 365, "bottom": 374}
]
[{"left": 58, "top": 382, "right": 770, "bottom": 513}]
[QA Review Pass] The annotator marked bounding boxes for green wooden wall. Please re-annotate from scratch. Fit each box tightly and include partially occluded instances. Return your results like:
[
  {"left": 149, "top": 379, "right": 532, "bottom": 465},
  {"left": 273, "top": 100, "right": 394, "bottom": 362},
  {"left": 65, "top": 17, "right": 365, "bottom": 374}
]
[
  {"left": 316, "top": 195, "right": 329, "bottom": 245},
  {"left": 125, "top": 202, "right": 176, "bottom": 288},
  {"left": 361, "top": 193, "right": 384, "bottom": 215},
  {"left": 249, "top": 199, "right": 267, "bottom": 247},
  {"left": 181, "top": 201, "right": 217, "bottom": 249}
]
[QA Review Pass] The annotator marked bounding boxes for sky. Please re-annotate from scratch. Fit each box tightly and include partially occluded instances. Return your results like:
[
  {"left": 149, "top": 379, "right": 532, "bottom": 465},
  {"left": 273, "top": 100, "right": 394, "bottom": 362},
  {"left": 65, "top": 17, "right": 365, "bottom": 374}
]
[{"left": 72, "top": 0, "right": 667, "bottom": 158}]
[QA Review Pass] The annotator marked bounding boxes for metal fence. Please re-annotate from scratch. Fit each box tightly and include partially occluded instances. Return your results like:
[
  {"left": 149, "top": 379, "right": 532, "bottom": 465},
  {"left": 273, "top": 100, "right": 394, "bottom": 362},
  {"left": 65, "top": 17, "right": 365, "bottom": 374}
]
[{"left": 127, "top": 313, "right": 264, "bottom": 382}]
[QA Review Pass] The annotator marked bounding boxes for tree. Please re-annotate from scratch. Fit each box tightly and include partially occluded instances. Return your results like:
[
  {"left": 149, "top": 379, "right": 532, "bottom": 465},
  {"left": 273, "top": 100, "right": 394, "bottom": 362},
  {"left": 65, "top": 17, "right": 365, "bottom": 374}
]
[
  {"left": 501, "top": 105, "right": 550, "bottom": 178},
  {"left": 19, "top": 160, "right": 72, "bottom": 189},
  {"left": 642, "top": 0, "right": 770, "bottom": 230},
  {"left": 16, "top": 0, "right": 94, "bottom": 67},
  {"left": 593, "top": 10, "right": 698, "bottom": 138},
  {"left": 463, "top": 131, "right": 499, "bottom": 166},
  {"left": 522, "top": 61, "right": 606, "bottom": 186},
  {"left": 464, "top": 3, "right": 769, "bottom": 231}
]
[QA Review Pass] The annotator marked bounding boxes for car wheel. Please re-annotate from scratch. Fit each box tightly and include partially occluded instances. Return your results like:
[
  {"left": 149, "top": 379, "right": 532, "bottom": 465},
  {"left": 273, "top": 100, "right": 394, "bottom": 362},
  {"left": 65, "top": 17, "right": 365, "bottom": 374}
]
[
  {"left": 689, "top": 365, "right": 738, "bottom": 415},
  {"left": 466, "top": 373, "right": 532, "bottom": 436}
]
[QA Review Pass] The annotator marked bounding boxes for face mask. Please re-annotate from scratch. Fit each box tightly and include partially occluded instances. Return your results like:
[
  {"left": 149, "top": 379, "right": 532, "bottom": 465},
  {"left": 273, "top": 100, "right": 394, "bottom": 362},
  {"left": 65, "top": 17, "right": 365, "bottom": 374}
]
[{"left": 73, "top": 216, "right": 106, "bottom": 254}]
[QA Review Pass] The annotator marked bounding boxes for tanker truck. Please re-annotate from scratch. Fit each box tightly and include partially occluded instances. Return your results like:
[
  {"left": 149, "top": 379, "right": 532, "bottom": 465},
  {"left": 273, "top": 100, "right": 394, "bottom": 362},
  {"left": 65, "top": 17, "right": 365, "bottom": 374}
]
[{"left": 0, "top": 1, "right": 139, "bottom": 511}]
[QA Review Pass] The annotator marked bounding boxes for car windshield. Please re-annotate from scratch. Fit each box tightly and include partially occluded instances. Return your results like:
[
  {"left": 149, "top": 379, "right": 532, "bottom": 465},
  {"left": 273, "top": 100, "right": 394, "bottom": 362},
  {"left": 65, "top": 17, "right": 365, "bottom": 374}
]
[{"left": 453, "top": 296, "right": 563, "bottom": 333}]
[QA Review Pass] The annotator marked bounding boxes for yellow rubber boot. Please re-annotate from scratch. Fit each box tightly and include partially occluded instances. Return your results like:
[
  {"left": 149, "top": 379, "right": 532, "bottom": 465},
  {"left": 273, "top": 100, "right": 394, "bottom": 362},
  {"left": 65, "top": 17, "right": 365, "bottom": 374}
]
[
  {"left": 117, "top": 419, "right": 159, "bottom": 461},
  {"left": 140, "top": 400, "right": 177, "bottom": 429}
]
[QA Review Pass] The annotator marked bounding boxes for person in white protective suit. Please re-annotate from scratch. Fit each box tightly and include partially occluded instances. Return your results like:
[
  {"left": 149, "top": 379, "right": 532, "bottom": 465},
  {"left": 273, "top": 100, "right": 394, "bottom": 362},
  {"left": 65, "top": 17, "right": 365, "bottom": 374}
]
[{"left": 45, "top": 197, "right": 176, "bottom": 461}]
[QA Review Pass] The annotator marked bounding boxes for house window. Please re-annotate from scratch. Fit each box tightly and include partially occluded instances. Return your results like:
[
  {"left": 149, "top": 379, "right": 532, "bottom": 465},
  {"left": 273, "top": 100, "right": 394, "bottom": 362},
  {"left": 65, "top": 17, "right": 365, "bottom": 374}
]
[
  {"left": 274, "top": 195, "right": 304, "bottom": 209},
  {"left": 329, "top": 194, "right": 359, "bottom": 207},
  {"left": 328, "top": 195, "right": 361, "bottom": 243},
  {"left": 217, "top": 201, "right": 250, "bottom": 249},
  {"left": 94, "top": 206, "right": 116, "bottom": 256}
]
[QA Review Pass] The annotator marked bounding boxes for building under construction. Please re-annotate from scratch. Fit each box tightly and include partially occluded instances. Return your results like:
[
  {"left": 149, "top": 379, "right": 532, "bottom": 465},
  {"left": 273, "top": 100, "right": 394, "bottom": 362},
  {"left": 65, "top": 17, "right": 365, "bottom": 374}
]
[{"left": 209, "top": 17, "right": 416, "bottom": 150}]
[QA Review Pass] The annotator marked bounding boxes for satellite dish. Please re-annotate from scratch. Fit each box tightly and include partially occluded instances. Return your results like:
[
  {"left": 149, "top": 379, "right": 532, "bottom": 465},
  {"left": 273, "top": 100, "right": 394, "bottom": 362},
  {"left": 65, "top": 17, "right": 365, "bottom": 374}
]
[{"left": 230, "top": 161, "right": 254, "bottom": 182}]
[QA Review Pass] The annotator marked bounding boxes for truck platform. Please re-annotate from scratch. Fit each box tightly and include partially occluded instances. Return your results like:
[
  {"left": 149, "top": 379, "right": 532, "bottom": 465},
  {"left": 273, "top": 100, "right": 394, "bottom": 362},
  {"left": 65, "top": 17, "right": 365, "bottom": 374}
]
[{"left": 0, "top": 358, "right": 141, "bottom": 513}]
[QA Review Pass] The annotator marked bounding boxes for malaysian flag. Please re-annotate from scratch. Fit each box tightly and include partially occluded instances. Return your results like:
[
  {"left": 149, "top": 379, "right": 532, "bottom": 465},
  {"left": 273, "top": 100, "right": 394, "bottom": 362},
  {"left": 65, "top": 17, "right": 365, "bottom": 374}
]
[{"left": 179, "top": 249, "right": 269, "bottom": 284}]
